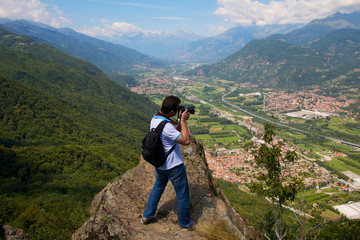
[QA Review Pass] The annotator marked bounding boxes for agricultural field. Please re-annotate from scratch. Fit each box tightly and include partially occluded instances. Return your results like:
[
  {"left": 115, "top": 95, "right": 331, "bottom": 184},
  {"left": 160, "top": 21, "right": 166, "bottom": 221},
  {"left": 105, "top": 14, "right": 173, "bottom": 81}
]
[
  {"left": 185, "top": 104, "right": 252, "bottom": 148},
  {"left": 291, "top": 188, "right": 360, "bottom": 221},
  {"left": 142, "top": 96, "right": 250, "bottom": 149},
  {"left": 138, "top": 73, "right": 360, "bottom": 224}
]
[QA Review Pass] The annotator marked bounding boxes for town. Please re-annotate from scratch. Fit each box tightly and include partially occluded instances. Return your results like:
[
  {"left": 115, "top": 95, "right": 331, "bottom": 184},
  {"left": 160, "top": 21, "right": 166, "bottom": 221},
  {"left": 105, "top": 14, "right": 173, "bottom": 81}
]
[
  {"left": 130, "top": 74, "right": 360, "bottom": 219},
  {"left": 130, "top": 74, "right": 360, "bottom": 191},
  {"left": 264, "top": 89, "right": 357, "bottom": 118},
  {"left": 205, "top": 107, "right": 359, "bottom": 191},
  {"left": 202, "top": 104, "right": 360, "bottom": 219}
]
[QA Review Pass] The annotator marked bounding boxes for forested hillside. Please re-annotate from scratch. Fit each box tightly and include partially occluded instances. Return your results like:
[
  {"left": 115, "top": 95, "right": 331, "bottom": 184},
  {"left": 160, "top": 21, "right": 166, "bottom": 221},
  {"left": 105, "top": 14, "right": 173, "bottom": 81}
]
[
  {"left": 186, "top": 39, "right": 329, "bottom": 87},
  {"left": 0, "top": 27, "right": 155, "bottom": 131},
  {"left": 186, "top": 28, "right": 360, "bottom": 88},
  {"left": 0, "top": 28, "right": 158, "bottom": 239}
]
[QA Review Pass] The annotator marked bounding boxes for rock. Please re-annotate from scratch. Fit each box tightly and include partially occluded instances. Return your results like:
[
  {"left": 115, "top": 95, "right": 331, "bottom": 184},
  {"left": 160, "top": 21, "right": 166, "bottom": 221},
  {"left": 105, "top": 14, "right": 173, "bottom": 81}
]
[
  {"left": 0, "top": 225, "right": 29, "bottom": 240},
  {"left": 72, "top": 134, "right": 260, "bottom": 239}
]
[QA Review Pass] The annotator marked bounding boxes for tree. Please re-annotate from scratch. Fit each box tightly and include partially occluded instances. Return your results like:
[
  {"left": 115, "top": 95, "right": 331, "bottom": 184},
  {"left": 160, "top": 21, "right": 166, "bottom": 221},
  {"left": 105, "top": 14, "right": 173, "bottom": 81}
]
[
  {"left": 316, "top": 219, "right": 360, "bottom": 239},
  {"left": 247, "top": 122, "right": 304, "bottom": 239}
]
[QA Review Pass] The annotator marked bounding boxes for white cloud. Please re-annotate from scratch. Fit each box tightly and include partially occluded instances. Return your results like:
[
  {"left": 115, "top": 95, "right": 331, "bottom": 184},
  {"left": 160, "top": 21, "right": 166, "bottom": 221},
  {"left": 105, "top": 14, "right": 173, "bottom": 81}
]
[
  {"left": 152, "top": 17, "right": 190, "bottom": 21},
  {"left": 208, "top": 25, "right": 228, "bottom": 35},
  {"left": 215, "top": 0, "right": 360, "bottom": 26},
  {"left": 88, "top": 0, "right": 176, "bottom": 10},
  {"left": 80, "top": 21, "right": 143, "bottom": 38},
  {"left": 0, "top": 0, "right": 71, "bottom": 27}
]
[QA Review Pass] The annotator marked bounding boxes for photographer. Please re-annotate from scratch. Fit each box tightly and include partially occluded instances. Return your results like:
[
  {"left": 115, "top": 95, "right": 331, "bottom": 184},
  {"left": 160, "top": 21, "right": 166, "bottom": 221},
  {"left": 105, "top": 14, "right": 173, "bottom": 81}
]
[{"left": 141, "top": 95, "right": 194, "bottom": 229}]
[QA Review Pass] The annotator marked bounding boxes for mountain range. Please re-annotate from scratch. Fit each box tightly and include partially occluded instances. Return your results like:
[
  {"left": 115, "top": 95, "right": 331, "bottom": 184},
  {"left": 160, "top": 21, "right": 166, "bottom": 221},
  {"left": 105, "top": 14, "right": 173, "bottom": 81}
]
[
  {"left": 269, "top": 11, "right": 360, "bottom": 45},
  {"left": 100, "top": 24, "right": 300, "bottom": 62},
  {"left": 82, "top": 11, "right": 360, "bottom": 63},
  {"left": 168, "top": 24, "right": 301, "bottom": 63},
  {"left": 2, "top": 11, "right": 360, "bottom": 69},
  {"left": 105, "top": 30, "right": 203, "bottom": 59},
  {"left": 1, "top": 10, "right": 360, "bottom": 240},
  {"left": 0, "top": 19, "right": 164, "bottom": 74},
  {"left": 185, "top": 11, "right": 360, "bottom": 88}
]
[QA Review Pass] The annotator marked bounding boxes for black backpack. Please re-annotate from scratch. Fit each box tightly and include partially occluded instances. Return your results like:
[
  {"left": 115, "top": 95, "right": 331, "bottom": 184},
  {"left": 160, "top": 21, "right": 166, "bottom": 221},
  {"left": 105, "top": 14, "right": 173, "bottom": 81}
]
[{"left": 141, "top": 120, "right": 176, "bottom": 167}]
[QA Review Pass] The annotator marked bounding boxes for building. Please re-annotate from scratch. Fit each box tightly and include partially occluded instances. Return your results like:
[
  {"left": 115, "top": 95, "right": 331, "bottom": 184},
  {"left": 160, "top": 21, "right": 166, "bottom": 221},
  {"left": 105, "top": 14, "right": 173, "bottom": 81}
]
[
  {"left": 285, "top": 110, "right": 329, "bottom": 119},
  {"left": 334, "top": 202, "right": 360, "bottom": 220}
]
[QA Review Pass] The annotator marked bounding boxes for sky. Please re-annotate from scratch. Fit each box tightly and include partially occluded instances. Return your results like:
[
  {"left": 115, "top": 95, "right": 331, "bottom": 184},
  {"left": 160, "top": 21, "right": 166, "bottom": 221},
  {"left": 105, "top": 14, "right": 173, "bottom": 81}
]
[{"left": 1, "top": 0, "right": 360, "bottom": 38}]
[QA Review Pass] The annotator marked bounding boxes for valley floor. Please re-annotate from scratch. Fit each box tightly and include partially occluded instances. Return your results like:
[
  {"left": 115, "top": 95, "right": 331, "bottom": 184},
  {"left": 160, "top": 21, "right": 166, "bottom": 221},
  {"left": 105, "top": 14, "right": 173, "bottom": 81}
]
[{"left": 131, "top": 71, "right": 360, "bottom": 222}]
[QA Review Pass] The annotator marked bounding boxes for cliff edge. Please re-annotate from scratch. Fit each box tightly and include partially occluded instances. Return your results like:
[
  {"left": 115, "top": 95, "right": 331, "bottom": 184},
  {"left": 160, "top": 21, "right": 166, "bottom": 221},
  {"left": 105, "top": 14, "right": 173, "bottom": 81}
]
[{"left": 72, "top": 134, "right": 260, "bottom": 239}]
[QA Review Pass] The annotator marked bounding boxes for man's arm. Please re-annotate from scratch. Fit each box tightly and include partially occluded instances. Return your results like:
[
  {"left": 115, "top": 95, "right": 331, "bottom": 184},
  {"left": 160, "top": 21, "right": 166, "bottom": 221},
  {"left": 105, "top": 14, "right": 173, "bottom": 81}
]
[{"left": 175, "top": 109, "right": 190, "bottom": 145}]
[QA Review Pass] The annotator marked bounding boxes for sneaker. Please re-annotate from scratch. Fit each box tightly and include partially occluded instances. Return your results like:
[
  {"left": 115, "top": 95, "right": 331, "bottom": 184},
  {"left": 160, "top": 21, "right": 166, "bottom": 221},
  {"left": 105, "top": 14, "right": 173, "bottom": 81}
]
[
  {"left": 181, "top": 222, "right": 196, "bottom": 230},
  {"left": 141, "top": 217, "right": 152, "bottom": 225}
]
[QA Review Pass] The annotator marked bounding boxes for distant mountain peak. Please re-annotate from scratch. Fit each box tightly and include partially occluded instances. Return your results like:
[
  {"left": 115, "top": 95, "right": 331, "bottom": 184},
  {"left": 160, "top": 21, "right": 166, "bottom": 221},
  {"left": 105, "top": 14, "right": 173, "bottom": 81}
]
[
  {"left": 1, "top": 20, "right": 164, "bottom": 73},
  {"left": 169, "top": 23, "right": 300, "bottom": 63},
  {"left": 185, "top": 12, "right": 360, "bottom": 89},
  {"left": 136, "top": 29, "right": 200, "bottom": 38},
  {"left": 107, "top": 29, "right": 202, "bottom": 58}
]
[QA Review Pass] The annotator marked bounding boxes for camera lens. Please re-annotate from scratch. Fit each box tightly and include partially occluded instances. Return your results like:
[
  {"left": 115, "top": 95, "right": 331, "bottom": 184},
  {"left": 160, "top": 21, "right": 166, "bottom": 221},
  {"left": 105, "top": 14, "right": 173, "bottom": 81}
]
[{"left": 186, "top": 105, "right": 195, "bottom": 114}]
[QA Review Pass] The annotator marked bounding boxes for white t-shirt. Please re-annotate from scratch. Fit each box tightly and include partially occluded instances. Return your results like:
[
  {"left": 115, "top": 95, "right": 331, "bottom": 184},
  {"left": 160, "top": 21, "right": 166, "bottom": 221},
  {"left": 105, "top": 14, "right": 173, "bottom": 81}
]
[{"left": 150, "top": 114, "right": 183, "bottom": 170}]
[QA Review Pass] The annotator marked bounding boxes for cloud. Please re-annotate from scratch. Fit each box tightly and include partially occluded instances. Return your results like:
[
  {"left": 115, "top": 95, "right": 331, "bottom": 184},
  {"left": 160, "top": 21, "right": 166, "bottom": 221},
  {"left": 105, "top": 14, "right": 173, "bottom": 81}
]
[
  {"left": 0, "top": 0, "right": 71, "bottom": 27},
  {"left": 208, "top": 25, "right": 228, "bottom": 35},
  {"left": 88, "top": 0, "right": 176, "bottom": 10},
  {"left": 215, "top": 0, "right": 360, "bottom": 26},
  {"left": 80, "top": 21, "right": 143, "bottom": 38},
  {"left": 152, "top": 17, "right": 190, "bottom": 21}
]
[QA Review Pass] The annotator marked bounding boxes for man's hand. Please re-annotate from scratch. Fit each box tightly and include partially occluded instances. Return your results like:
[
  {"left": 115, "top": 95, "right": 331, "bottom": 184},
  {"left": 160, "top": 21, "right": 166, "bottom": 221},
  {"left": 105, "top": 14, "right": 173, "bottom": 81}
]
[
  {"left": 176, "top": 109, "right": 190, "bottom": 145},
  {"left": 180, "top": 109, "right": 190, "bottom": 122}
]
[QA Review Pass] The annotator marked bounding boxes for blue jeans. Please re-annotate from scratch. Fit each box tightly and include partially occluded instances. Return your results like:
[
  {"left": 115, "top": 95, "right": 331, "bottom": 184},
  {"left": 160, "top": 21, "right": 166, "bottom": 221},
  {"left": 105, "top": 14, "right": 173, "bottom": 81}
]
[{"left": 143, "top": 163, "right": 191, "bottom": 227}]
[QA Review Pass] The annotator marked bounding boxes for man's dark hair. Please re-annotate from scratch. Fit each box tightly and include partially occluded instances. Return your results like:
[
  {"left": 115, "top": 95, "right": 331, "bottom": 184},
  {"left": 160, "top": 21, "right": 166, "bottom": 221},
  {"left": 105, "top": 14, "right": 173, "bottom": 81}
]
[{"left": 161, "top": 96, "right": 181, "bottom": 114}]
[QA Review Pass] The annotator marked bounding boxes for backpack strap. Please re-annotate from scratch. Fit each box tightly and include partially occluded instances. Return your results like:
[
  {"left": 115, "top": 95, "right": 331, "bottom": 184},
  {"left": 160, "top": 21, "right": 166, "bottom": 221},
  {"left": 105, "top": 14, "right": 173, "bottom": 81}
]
[
  {"left": 165, "top": 143, "right": 176, "bottom": 158},
  {"left": 154, "top": 120, "right": 169, "bottom": 133},
  {"left": 155, "top": 120, "right": 177, "bottom": 159}
]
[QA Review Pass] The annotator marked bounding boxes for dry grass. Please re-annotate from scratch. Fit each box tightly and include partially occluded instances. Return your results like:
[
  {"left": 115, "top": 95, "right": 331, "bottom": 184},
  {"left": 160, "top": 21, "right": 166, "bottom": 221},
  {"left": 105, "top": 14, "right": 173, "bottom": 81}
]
[{"left": 197, "top": 219, "right": 241, "bottom": 240}]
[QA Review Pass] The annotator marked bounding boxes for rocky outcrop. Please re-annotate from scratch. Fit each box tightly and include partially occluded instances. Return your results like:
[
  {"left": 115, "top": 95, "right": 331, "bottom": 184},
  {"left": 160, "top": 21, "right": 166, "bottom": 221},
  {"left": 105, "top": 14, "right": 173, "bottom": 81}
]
[
  {"left": 0, "top": 225, "right": 29, "bottom": 240},
  {"left": 72, "top": 134, "right": 260, "bottom": 239}
]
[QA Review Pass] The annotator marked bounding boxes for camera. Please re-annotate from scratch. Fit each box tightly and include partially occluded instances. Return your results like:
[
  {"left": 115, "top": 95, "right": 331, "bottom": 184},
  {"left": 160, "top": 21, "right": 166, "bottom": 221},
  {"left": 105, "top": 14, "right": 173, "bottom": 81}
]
[{"left": 179, "top": 105, "right": 195, "bottom": 114}]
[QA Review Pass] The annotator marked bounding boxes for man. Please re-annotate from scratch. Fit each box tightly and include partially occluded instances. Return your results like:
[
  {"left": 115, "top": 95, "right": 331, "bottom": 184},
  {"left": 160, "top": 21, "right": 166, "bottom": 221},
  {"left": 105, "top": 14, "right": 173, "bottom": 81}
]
[{"left": 142, "top": 95, "right": 192, "bottom": 228}]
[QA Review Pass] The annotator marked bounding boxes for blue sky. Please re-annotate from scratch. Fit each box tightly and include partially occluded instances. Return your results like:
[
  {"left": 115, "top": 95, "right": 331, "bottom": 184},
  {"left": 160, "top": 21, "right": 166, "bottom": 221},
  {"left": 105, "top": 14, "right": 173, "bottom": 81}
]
[{"left": 1, "top": 0, "right": 360, "bottom": 37}]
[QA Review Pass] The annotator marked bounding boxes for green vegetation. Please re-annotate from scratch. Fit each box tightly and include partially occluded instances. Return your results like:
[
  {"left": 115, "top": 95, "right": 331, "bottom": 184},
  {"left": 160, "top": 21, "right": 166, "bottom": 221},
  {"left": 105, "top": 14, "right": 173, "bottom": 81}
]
[
  {"left": 215, "top": 179, "right": 271, "bottom": 227},
  {"left": 184, "top": 105, "right": 252, "bottom": 148},
  {"left": 247, "top": 123, "right": 304, "bottom": 239},
  {"left": 171, "top": 75, "right": 360, "bottom": 238},
  {"left": 2, "top": 19, "right": 360, "bottom": 239},
  {"left": 107, "top": 73, "right": 139, "bottom": 87},
  {"left": 0, "top": 28, "right": 157, "bottom": 239},
  {"left": 218, "top": 178, "right": 360, "bottom": 240},
  {"left": 216, "top": 179, "right": 326, "bottom": 240},
  {"left": 0, "top": 29, "right": 155, "bottom": 132},
  {"left": 315, "top": 219, "right": 360, "bottom": 239},
  {"left": 186, "top": 28, "right": 360, "bottom": 90},
  {"left": 224, "top": 88, "right": 360, "bottom": 178},
  {"left": 142, "top": 71, "right": 360, "bottom": 239},
  {"left": 186, "top": 39, "right": 329, "bottom": 88}
]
